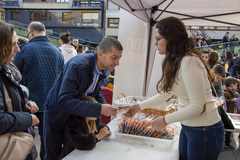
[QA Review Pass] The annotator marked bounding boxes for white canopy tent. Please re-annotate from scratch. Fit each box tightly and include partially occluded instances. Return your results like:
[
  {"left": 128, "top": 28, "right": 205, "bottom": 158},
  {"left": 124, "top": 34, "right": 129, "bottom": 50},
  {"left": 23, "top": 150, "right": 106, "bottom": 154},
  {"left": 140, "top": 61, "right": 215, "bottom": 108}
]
[{"left": 111, "top": 0, "right": 240, "bottom": 100}]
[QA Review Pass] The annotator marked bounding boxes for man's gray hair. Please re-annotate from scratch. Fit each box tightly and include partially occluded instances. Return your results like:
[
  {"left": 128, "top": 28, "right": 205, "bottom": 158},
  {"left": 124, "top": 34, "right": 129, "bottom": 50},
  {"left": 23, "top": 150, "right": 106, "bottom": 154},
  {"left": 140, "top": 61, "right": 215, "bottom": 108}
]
[
  {"left": 98, "top": 37, "right": 123, "bottom": 53},
  {"left": 28, "top": 21, "right": 46, "bottom": 33}
]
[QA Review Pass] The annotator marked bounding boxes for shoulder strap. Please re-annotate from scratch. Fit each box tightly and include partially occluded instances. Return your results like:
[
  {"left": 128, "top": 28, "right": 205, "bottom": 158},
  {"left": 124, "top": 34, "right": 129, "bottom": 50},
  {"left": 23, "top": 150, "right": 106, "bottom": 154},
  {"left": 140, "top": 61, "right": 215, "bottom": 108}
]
[
  {"left": 2, "top": 82, "right": 13, "bottom": 112},
  {"left": 210, "top": 80, "right": 225, "bottom": 110}
]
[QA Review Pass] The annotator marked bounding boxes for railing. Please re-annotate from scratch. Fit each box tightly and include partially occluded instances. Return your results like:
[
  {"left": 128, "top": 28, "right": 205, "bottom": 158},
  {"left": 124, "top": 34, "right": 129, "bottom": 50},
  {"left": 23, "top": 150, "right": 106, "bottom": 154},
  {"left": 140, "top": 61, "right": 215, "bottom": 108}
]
[
  {"left": 0, "top": 0, "right": 19, "bottom": 6},
  {"left": 196, "top": 41, "right": 240, "bottom": 55}
]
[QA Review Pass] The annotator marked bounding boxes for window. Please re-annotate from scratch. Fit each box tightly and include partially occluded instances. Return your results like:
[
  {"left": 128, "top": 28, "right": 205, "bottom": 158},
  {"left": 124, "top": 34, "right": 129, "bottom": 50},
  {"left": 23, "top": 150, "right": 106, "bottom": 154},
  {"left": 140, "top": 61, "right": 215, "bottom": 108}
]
[
  {"left": 56, "top": 0, "right": 69, "bottom": 2},
  {"left": 82, "top": 12, "right": 99, "bottom": 23},
  {"left": 107, "top": 18, "right": 119, "bottom": 28},
  {"left": 62, "top": 12, "right": 72, "bottom": 22},
  {"left": 204, "top": 26, "right": 215, "bottom": 30},
  {"left": 10, "top": 11, "right": 19, "bottom": 21},
  {"left": 30, "top": 12, "right": 51, "bottom": 21},
  {"left": 217, "top": 27, "right": 229, "bottom": 30},
  {"left": 190, "top": 26, "right": 200, "bottom": 30}
]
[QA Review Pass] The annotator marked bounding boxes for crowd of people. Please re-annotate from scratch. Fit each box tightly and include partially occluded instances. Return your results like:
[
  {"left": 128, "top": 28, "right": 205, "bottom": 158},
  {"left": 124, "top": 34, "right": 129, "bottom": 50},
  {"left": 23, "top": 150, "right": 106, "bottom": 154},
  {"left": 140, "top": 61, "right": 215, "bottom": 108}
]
[
  {"left": 198, "top": 36, "right": 240, "bottom": 152},
  {"left": 196, "top": 32, "right": 239, "bottom": 53},
  {"left": 0, "top": 20, "right": 121, "bottom": 160},
  {"left": 1, "top": 16, "right": 240, "bottom": 160}
]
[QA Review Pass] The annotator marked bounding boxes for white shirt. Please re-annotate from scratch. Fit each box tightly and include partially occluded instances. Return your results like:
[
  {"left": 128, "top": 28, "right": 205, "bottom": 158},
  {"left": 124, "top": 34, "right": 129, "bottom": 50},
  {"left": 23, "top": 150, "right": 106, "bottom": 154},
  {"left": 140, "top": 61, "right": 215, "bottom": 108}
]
[{"left": 59, "top": 44, "right": 77, "bottom": 64}]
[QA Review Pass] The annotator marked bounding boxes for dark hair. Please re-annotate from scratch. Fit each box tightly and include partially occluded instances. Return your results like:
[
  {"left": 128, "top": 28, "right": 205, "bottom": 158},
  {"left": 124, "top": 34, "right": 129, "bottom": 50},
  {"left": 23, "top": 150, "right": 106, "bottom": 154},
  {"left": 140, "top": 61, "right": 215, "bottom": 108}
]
[
  {"left": 200, "top": 48, "right": 210, "bottom": 54},
  {"left": 76, "top": 44, "right": 83, "bottom": 53},
  {"left": 17, "top": 38, "right": 27, "bottom": 45},
  {"left": 79, "top": 96, "right": 98, "bottom": 103},
  {"left": 0, "top": 20, "right": 14, "bottom": 65},
  {"left": 226, "top": 51, "right": 233, "bottom": 59},
  {"left": 208, "top": 51, "right": 219, "bottom": 67},
  {"left": 156, "top": 17, "right": 214, "bottom": 92},
  {"left": 98, "top": 37, "right": 123, "bottom": 54},
  {"left": 225, "top": 77, "right": 239, "bottom": 87},
  {"left": 212, "top": 64, "right": 226, "bottom": 77},
  {"left": 59, "top": 32, "right": 71, "bottom": 44},
  {"left": 28, "top": 21, "right": 46, "bottom": 33}
]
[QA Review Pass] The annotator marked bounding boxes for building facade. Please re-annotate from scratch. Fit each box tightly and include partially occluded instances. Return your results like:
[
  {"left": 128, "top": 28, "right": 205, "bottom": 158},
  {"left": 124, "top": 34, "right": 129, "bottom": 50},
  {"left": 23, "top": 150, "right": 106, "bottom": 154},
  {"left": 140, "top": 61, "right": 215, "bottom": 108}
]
[
  {"left": 1, "top": 0, "right": 107, "bottom": 46},
  {"left": 105, "top": 1, "right": 119, "bottom": 39}
]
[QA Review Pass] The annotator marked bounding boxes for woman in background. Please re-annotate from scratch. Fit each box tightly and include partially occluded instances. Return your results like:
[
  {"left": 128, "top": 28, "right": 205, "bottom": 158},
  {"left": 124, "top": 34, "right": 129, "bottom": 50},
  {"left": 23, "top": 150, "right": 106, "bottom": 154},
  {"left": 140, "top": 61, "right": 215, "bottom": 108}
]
[
  {"left": 59, "top": 32, "right": 77, "bottom": 63},
  {"left": 208, "top": 50, "right": 220, "bottom": 69}
]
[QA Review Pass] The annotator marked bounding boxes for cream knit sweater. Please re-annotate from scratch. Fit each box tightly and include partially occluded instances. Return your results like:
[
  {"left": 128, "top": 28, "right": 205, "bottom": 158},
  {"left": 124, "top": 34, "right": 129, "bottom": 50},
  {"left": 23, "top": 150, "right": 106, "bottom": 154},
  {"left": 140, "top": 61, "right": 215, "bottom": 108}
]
[{"left": 139, "top": 55, "right": 221, "bottom": 126}]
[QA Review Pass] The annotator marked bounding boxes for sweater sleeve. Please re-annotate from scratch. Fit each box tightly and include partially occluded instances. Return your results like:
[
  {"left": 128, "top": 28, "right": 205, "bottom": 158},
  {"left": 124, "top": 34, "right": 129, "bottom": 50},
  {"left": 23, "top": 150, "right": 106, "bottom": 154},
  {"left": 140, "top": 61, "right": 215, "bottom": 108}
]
[
  {"left": 0, "top": 111, "right": 32, "bottom": 134},
  {"left": 139, "top": 92, "right": 174, "bottom": 110},
  {"left": 165, "top": 56, "right": 208, "bottom": 124}
]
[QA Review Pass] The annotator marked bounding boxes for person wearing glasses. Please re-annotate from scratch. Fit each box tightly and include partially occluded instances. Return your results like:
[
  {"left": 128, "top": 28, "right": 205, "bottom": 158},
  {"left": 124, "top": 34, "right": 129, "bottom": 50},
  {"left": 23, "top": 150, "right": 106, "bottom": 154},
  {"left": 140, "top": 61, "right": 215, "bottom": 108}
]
[
  {"left": 14, "top": 21, "right": 64, "bottom": 160},
  {"left": 126, "top": 17, "right": 224, "bottom": 160}
]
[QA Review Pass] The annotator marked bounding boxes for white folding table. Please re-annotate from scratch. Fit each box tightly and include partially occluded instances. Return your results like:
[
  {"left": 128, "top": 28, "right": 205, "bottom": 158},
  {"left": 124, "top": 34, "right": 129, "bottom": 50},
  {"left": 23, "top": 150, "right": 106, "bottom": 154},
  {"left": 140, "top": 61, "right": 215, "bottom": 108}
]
[{"left": 63, "top": 117, "right": 180, "bottom": 160}]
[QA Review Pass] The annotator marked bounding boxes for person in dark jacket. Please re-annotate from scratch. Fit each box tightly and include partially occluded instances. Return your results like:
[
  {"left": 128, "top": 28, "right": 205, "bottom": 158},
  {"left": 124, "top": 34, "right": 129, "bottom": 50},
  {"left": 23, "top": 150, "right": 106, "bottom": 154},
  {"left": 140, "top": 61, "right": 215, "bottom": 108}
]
[
  {"left": 229, "top": 58, "right": 240, "bottom": 78},
  {"left": 223, "top": 77, "right": 239, "bottom": 150},
  {"left": 59, "top": 96, "right": 111, "bottom": 159},
  {"left": 0, "top": 20, "right": 40, "bottom": 160},
  {"left": 43, "top": 37, "right": 123, "bottom": 160},
  {"left": 224, "top": 51, "right": 236, "bottom": 74},
  {"left": 222, "top": 32, "right": 229, "bottom": 48},
  {"left": 14, "top": 21, "right": 64, "bottom": 159}
]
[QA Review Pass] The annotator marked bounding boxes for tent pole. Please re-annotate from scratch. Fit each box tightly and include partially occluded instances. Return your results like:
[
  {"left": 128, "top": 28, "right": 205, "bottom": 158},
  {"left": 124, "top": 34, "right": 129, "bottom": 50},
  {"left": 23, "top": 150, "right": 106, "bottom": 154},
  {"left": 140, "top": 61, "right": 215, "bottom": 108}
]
[
  {"left": 157, "top": 9, "right": 240, "bottom": 27},
  {"left": 142, "top": 19, "right": 155, "bottom": 96}
]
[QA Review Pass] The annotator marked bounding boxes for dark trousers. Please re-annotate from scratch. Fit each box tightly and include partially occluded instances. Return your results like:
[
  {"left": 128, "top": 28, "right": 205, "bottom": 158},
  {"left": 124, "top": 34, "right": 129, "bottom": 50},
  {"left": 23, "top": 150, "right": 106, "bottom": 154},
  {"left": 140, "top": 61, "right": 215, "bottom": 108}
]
[
  {"left": 35, "top": 112, "right": 45, "bottom": 160},
  {"left": 225, "top": 131, "right": 232, "bottom": 146},
  {"left": 43, "top": 111, "right": 65, "bottom": 160}
]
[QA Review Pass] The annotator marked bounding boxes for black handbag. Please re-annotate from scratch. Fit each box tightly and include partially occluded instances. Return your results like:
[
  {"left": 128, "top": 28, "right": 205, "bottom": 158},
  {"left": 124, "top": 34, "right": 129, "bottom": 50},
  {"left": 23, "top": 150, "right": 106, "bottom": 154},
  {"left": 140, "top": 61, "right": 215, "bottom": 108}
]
[
  {"left": 211, "top": 82, "right": 235, "bottom": 129},
  {"left": 217, "top": 105, "right": 234, "bottom": 129}
]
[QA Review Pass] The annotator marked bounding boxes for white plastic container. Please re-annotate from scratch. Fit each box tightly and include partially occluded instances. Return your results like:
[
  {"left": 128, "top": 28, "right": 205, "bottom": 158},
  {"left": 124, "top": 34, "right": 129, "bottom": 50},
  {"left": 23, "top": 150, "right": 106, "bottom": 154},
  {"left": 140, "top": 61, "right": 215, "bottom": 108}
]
[{"left": 114, "top": 129, "right": 177, "bottom": 148}]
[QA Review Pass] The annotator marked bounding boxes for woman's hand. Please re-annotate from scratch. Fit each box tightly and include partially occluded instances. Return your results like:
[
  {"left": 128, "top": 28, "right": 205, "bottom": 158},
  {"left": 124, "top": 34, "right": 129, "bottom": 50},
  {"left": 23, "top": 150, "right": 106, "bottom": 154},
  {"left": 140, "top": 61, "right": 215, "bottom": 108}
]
[
  {"left": 150, "top": 116, "right": 167, "bottom": 131},
  {"left": 26, "top": 101, "right": 39, "bottom": 113},
  {"left": 124, "top": 104, "right": 140, "bottom": 118},
  {"left": 31, "top": 114, "right": 40, "bottom": 126}
]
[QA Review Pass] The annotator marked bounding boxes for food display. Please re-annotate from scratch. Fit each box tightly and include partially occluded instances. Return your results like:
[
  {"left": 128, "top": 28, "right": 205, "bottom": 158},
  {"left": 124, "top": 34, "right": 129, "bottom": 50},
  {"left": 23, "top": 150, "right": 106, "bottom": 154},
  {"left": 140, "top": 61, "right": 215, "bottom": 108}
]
[
  {"left": 117, "top": 112, "right": 175, "bottom": 140},
  {"left": 116, "top": 100, "right": 179, "bottom": 140}
]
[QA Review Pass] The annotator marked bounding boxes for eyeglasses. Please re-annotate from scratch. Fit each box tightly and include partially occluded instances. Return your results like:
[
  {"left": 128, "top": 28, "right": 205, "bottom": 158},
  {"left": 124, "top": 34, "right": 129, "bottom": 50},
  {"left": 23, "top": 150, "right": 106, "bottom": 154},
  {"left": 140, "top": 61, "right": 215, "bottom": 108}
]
[{"left": 27, "top": 31, "right": 32, "bottom": 38}]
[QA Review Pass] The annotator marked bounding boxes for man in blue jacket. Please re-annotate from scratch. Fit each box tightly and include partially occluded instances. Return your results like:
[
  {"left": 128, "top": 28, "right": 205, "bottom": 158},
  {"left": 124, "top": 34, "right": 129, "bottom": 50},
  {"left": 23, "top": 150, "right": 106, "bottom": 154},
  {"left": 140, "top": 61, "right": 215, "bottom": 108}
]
[
  {"left": 43, "top": 37, "right": 123, "bottom": 160},
  {"left": 14, "top": 21, "right": 64, "bottom": 160}
]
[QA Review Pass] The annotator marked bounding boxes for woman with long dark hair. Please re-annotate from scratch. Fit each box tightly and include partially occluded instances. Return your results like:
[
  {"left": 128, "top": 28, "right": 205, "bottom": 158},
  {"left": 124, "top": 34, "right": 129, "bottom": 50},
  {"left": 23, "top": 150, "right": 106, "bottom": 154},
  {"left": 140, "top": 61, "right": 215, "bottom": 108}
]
[{"left": 126, "top": 17, "right": 224, "bottom": 160}]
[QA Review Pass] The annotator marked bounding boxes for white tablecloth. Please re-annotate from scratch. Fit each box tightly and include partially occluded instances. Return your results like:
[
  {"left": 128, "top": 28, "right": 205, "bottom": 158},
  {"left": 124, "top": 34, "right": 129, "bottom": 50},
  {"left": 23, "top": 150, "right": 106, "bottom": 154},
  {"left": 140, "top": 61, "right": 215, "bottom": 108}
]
[
  {"left": 225, "top": 113, "right": 240, "bottom": 133},
  {"left": 63, "top": 118, "right": 180, "bottom": 160}
]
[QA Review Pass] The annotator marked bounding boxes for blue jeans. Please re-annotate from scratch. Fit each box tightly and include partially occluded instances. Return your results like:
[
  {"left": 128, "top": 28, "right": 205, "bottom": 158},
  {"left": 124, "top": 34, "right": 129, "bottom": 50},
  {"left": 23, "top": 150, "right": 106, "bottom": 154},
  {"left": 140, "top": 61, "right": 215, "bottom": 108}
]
[{"left": 179, "top": 121, "right": 224, "bottom": 160}]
